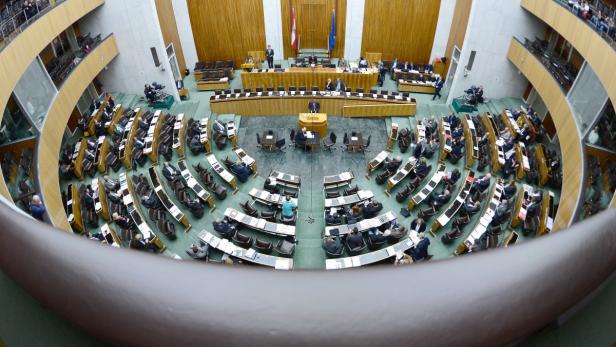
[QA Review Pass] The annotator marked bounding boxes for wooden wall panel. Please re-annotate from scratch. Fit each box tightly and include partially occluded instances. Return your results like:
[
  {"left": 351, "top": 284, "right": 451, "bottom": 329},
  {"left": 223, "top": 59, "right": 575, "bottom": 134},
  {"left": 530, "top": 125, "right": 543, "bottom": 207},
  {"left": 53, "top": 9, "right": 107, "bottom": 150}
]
[
  {"left": 508, "top": 39, "right": 583, "bottom": 231},
  {"left": 281, "top": 0, "right": 346, "bottom": 59},
  {"left": 361, "top": 0, "right": 440, "bottom": 64},
  {"left": 0, "top": 0, "right": 104, "bottom": 201},
  {"left": 187, "top": 0, "right": 266, "bottom": 67},
  {"left": 155, "top": 0, "right": 186, "bottom": 75},
  {"left": 444, "top": 0, "right": 472, "bottom": 72},
  {"left": 38, "top": 35, "right": 119, "bottom": 232}
]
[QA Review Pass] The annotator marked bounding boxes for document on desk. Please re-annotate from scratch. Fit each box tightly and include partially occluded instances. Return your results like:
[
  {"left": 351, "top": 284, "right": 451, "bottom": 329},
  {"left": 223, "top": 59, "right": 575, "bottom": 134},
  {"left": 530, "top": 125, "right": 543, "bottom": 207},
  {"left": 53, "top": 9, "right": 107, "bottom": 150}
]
[
  {"left": 245, "top": 248, "right": 257, "bottom": 259},
  {"left": 386, "top": 246, "right": 396, "bottom": 256},
  {"left": 275, "top": 259, "right": 290, "bottom": 270}
]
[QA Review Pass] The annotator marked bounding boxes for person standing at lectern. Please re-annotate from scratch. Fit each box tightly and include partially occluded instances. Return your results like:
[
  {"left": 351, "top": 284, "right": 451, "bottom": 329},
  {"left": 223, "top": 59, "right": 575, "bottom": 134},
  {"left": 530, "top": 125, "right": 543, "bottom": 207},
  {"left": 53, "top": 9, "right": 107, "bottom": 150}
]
[{"left": 266, "top": 45, "right": 274, "bottom": 68}]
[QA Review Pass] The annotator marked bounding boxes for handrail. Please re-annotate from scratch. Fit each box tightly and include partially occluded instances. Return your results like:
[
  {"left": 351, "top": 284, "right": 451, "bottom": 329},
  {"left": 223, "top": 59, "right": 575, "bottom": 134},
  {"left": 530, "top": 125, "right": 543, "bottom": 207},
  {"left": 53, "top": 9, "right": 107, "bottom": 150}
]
[
  {"left": 507, "top": 38, "right": 585, "bottom": 230},
  {"left": 36, "top": 34, "right": 118, "bottom": 231},
  {"left": 0, "top": 196, "right": 615, "bottom": 346},
  {"left": 0, "top": 0, "right": 61, "bottom": 52}
]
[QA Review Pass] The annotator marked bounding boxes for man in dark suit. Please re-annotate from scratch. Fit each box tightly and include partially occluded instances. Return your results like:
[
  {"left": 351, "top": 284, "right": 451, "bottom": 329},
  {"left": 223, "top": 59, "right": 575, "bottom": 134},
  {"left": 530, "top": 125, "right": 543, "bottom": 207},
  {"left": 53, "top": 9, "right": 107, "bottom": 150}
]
[
  {"left": 324, "top": 78, "right": 334, "bottom": 92},
  {"left": 408, "top": 232, "right": 430, "bottom": 261},
  {"left": 334, "top": 78, "right": 345, "bottom": 92},
  {"left": 346, "top": 228, "right": 364, "bottom": 249},
  {"left": 266, "top": 45, "right": 274, "bottom": 68},
  {"left": 308, "top": 100, "right": 320, "bottom": 113},
  {"left": 410, "top": 218, "right": 426, "bottom": 233},
  {"left": 323, "top": 235, "right": 343, "bottom": 254}
]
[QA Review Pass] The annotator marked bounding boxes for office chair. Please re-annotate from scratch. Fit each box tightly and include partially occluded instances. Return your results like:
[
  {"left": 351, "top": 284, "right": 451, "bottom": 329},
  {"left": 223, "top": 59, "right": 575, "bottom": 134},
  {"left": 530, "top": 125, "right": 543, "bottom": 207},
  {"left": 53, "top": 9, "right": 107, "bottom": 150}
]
[
  {"left": 256, "top": 133, "right": 262, "bottom": 149},
  {"left": 214, "top": 90, "right": 222, "bottom": 95},
  {"left": 224, "top": 89, "right": 231, "bottom": 94},
  {"left": 370, "top": 89, "right": 377, "bottom": 94},
  {"left": 345, "top": 236, "right": 367, "bottom": 256},
  {"left": 254, "top": 238, "right": 273, "bottom": 254},
  {"left": 289, "top": 129, "right": 296, "bottom": 148},
  {"left": 288, "top": 86, "right": 296, "bottom": 92},
  {"left": 266, "top": 87, "right": 274, "bottom": 92},
  {"left": 277, "top": 86, "right": 285, "bottom": 92},
  {"left": 256, "top": 87, "right": 264, "bottom": 92},
  {"left": 356, "top": 88, "right": 364, "bottom": 93},
  {"left": 402, "top": 92, "right": 410, "bottom": 98},
  {"left": 275, "top": 138, "right": 286, "bottom": 151},
  {"left": 299, "top": 86, "right": 306, "bottom": 91},
  {"left": 392, "top": 92, "right": 399, "bottom": 96},
  {"left": 244, "top": 88, "right": 252, "bottom": 93},
  {"left": 345, "top": 87, "right": 351, "bottom": 93},
  {"left": 323, "top": 132, "right": 337, "bottom": 151},
  {"left": 311, "top": 86, "right": 319, "bottom": 92},
  {"left": 233, "top": 88, "right": 241, "bottom": 93},
  {"left": 274, "top": 64, "right": 282, "bottom": 69},
  {"left": 380, "top": 90, "right": 388, "bottom": 95},
  {"left": 361, "top": 135, "right": 371, "bottom": 153}
]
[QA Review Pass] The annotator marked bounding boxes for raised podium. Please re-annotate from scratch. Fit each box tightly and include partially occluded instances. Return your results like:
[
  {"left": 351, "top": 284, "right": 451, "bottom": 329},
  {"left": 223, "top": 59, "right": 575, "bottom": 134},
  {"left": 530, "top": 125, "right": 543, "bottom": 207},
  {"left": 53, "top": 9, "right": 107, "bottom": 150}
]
[{"left": 298, "top": 113, "right": 327, "bottom": 138}]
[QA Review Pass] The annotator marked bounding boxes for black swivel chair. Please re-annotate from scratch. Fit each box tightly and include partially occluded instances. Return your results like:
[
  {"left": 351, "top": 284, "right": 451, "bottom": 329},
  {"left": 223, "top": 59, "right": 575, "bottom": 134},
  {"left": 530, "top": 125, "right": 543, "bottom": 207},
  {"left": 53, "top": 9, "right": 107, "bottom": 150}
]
[
  {"left": 380, "top": 90, "right": 388, "bottom": 95},
  {"left": 345, "top": 236, "right": 367, "bottom": 255},
  {"left": 311, "top": 86, "right": 319, "bottom": 92},
  {"left": 299, "top": 86, "right": 307, "bottom": 91},
  {"left": 266, "top": 87, "right": 274, "bottom": 92},
  {"left": 356, "top": 88, "right": 364, "bottom": 93},
  {"left": 323, "top": 132, "right": 337, "bottom": 151},
  {"left": 256, "top": 87, "right": 264, "bottom": 92},
  {"left": 214, "top": 90, "right": 222, "bottom": 95},
  {"left": 370, "top": 89, "right": 377, "bottom": 94},
  {"left": 275, "top": 138, "right": 286, "bottom": 151},
  {"left": 288, "top": 86, "right": 296, "bottom": 92},
  {"left": 233, "top": 89, "right": 241, "bottom": 93},
  {"left": 244, "top": 88, "right": 252, "bottom": 93},
  {"left": 256, "top": 133, "right": 262, "bottom": 149},
  {"left": 361, "top": 135, "right": 371, "bottom": 153},
  {"left": 277, "top": 86, "right": 285, "bottom": 92}
]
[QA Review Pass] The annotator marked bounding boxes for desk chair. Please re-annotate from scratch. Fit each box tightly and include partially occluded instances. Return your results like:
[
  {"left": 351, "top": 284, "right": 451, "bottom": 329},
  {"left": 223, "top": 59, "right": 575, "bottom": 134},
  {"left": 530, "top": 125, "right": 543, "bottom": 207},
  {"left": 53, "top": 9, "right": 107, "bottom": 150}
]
[
  {"left": 244, "top": 88, "right": 252, "bottom": 93},
  {"left": 392, "top": 92, "right": 399, "bottom": 96},
  {"left": 289, "top": 86, "right": 296, "bottom": 92},
  {"left": 345, "top": 87, "right": 351, "bottom": 93},
  {"left": 275, "top": 239, "right": 296, "bottom": 257},
  {"left": 214, "top": 90, "right": 222, "bottom": 95},
  {"left": 256, "top": 87, "right": 264, "bottom": 92},
  {"left": 224, "top": 89, "right": 231, "bottom": 94},
  {"left": 233, "top": 88, "right": 241, "bottom": 93},
  {"left": 345, "top": 236, "right": 367, "bottom": 255},
  {"left": 274, "top": 64, "right": 282, "bottom": 69},
  {"left": 232, "top": 231, "right": 253, "bottom": 248},
  {"left": 323, "top": 132, "right": 337, "bottom": 151},
  {"left": 256, "top": 133, "right": 263, "bottom": 149},
  {"left": 311, "top": 86, "right": 319, "bottom": 92},
  {"left": 254, "top": 238, "right": 273, "bottom": 254},
  {"left": 266, "top": 87, "right": 274, "bottom": 92},
  {"left": 299, "top": 86, "right": 306, "bottom": 91},
  {"left": 380, "top": 90, "right": 388, "bottom": 96},
  {"left": 370, "top": 89, "right": 377, "bottom": 94},
  {"left": 277, "top": 86, "right": 285, "bottom": 92},
  {"left": 289, "top": 129, "right": 296, "bottom": 148},
  {"left": 361, "top": 135, "right": 371, "bottom": 153},
  {"left": 356, "top": 88, "right": 364, "bottom": 93},
  {"left": 402, "top": 92, "right": 410, "bottom": 98},
  {"left": 274, "top": 139, "right": 286, "bottom": 151}
]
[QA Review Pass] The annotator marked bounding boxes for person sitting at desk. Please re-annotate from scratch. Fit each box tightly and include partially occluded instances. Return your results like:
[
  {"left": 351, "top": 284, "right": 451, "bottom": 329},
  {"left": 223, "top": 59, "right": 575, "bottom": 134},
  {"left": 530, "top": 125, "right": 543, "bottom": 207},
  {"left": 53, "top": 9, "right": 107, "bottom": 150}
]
[
  {"left": 308, "top": 55, "right": 317, "bottom": 65},
  {"left": 358, "top": 56, "right": 368, "bottom": 68},
  {"left": 334, "top": 78, "right": 346, "bottom": 92},
  {"left": 431, "top": 188, "right": 451, "bottom": 207},
  {"left": 503, "top": 181, "right": 517, "bottom": 200},
  {"left": 426, "top": 117, "right": 438, "bottom": 136},
  {"left": 308, "top": 100, "right": 320, "bottom": 113},
  {"left": 186, "top": 241, "right": 209, "bottom": 260},
  {"left": 129, "top": 233, "right": 147, "bottom": 251},
  {"left": 472, "top": 173, "right": 491, "bottom": 194},
  {"left": 348, "top": 204, "right": 363, "bottom": 222},
  {"left": 410, "top": 217, "right": 427, "bottom": 234},
  {"left": 452, "top": 123, "right": 464, "bottom": 139},
  {"left": 443, "top": 169, "right": 461, "bottom": 187},
  {"left": 162, "top": 162, "right": 180, "bottom": 180},
  {"left": 502, "top": 137, "right": 514, "bottom": 152},
  {"left": 492, "top": 200, "right": 510, "bottom": 225},
  {"left": 407, "top": 232, "right": 430, "bottom": 262},
  {"left": 324, "top": 78, "right": 334, "bottom": 92},
  {"left": 413, "top": 157, "right": 429, "bottom": 179},
  {"left": 212, "top": 120, "right": 227, "bottom": 136},
  {"left": 231, "top": 159, "right": 252, "bottom": 182},
  {"left": 141, "top": 191, "right": 159, "bottom": 209},
  {"left": 213, "top": 218, "right": 236, "bottom": 239},
  {"left": 281, "top": 195, "right": 297, "bottom": 219},
  {"left": 246, "top": 55, "right": 254, "bottom": 64},
  {"left": 464, "top": 197, "right": 481, "bottom": 215},
  {"left": 401, "top": 61, "right": 410, "bottom": 70},
  {"left": 294, "top": 127, "right": 308, "bottom": 148},
  {"left": 368, "top": 228, "right": 390, "bottom": 243},
  {"left": 447, "top": 113, "right": 461, "bottom": 128},
  {"left": 346, "top": 228, "right": 364, "bottom": 249},
  {"left": 323, "top": 235, "right": 343, "bottom": 254},
  {"left": 503, "top": 156, "right": 520, "bottom": 178},
  {"left": 325, "top": 208, "right": 343, "bottom": 225},
  {"left": 363, "top": 200, "right": 383, "bottom": 219}
]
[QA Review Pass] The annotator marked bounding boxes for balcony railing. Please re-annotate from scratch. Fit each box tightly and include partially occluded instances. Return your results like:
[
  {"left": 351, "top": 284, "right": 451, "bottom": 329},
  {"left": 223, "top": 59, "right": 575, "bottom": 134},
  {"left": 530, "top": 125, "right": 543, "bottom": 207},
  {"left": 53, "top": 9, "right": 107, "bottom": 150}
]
[
  {"left": 0, "top": 0, "right": 62, "bottom": 51},
  {"left": 555, "top": 0, "right": 616, "bottom": 49}
]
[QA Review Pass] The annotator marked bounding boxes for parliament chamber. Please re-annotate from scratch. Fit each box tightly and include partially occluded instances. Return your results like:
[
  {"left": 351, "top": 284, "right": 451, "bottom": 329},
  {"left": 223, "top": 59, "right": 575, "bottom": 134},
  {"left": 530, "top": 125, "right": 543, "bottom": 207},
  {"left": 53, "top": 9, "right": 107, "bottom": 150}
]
[{"left": 0, "top": 0, "right": 615, "bottom": 346}]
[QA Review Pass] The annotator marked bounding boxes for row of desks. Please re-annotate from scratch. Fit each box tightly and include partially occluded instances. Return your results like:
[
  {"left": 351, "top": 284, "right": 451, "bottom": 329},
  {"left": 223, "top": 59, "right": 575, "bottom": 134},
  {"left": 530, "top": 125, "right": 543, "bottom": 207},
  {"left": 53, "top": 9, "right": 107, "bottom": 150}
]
[
  {"left": 326, "top": 231, "right": 421, "bottom": 270},
  {"left": 324, "top": 211, "right": 397, "bottom": 237},
  {"left": 209, "top": 91, "right": 417, "bottom": 117},
  {"left": 224, "top": 207, "right": 295, "bottom": 237},
  {"left": 431, "top": 171, "right": 476, "bottom": 234},
  {"left": 199, "top": 231, "right": 293, "bottom": 270},
  {"left": 240, "top": 66, "right": 379, "bottom": 92},
  {"left": 148, "top": 166, "right": 191, "bottom": 231}
]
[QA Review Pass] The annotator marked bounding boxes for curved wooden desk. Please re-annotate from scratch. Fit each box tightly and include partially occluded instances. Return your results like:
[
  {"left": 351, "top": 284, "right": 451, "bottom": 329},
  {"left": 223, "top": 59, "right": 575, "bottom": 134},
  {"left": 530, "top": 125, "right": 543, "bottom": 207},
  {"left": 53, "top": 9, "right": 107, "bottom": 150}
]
[
  {"left": 209, "top": 91, "right": 416, "bottom": 117},
  {"left": 65, "top": 184, "right": 83, "bottom": 233},
  {"left": 172, "top": 114, "right": 187, "bottom": 159},
  {"left": 148, "top": 166, "right": 191, "bottom": 231},
  {"left": 144, "top": 110, "right": 164, "bottom": 164},
  {"left": 431, "top": 171, "right": 475, "bottom": 234}
]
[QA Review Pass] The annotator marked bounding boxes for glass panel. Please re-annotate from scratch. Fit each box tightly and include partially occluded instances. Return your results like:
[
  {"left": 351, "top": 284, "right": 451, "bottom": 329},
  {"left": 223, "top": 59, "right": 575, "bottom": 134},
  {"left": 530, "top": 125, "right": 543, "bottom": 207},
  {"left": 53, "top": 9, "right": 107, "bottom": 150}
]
[
  {"left": 169, "top": 55, "right": 180, "bottom": 81},
  {"left": 568, "top": 63, "right": 609, "bottom": 135},
  {"left": 13, "top": 57, "right": 57, "bottom": 130},
  {"left": 0, "top": 94, "right": 36, "bottom": 145},
  {"left": 586, "top": 100, "right": 616, "bottom": 151}
]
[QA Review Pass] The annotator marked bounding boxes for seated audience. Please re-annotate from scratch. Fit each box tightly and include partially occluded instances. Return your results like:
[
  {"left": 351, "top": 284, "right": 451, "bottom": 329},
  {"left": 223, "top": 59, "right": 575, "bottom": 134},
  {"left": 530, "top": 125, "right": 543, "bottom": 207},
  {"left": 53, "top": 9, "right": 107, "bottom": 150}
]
[
  {"left": 323, "top": 235, "right": 343, "bottom": 254},
  {"left": 346, "top": 228, "right": 364, "bottom": 249}
]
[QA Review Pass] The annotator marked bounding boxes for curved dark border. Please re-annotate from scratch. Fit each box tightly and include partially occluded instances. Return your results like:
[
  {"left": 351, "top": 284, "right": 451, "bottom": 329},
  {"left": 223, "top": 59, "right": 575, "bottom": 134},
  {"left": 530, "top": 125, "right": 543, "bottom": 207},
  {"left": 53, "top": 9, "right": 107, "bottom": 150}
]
[{"left": 0, "top": 194, "right": 615, "bottom": 346}]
